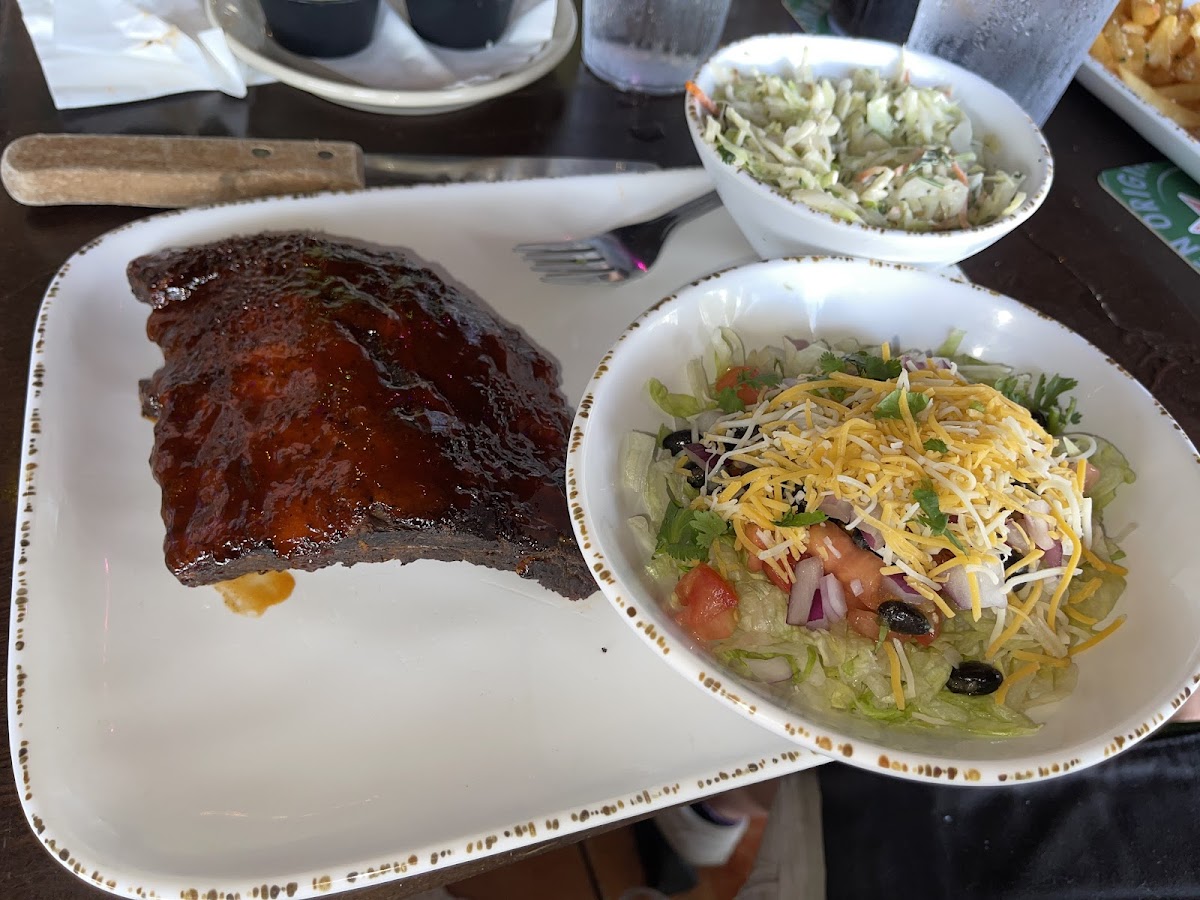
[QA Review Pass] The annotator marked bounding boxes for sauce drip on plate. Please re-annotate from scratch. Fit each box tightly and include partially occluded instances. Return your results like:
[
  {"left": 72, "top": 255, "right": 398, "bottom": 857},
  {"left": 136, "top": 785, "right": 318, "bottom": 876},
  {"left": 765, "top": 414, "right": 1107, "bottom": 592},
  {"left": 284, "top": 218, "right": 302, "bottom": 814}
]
[{"left": 215, "top": 571, "right": 295, "bottom": 616}]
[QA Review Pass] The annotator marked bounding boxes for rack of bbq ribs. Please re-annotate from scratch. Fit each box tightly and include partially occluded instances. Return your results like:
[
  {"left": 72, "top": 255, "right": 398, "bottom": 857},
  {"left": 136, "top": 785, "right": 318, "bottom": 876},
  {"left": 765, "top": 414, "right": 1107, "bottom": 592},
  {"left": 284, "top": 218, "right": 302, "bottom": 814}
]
[{"left": 128, "top": 232, "right": 594, "bottom": 601}]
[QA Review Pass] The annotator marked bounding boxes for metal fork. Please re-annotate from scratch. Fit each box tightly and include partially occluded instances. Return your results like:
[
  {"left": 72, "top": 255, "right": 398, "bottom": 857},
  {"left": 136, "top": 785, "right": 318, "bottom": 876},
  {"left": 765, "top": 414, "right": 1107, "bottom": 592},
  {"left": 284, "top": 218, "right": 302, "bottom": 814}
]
[{"left": 515, "top": 190, "right": 723, "bottom": 284}]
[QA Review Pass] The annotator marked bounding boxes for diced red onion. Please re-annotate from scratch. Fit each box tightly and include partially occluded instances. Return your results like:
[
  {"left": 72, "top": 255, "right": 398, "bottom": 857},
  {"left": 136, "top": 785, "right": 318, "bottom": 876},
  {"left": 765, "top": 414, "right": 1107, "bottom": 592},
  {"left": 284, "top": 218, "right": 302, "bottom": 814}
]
[
  {"left": 1024, "top": 500, "right": 1054, "bottom": 550},
  {"left": 786, "top": 557, "right": 823, "bottom": 625},
  {"left": 883, "top": 573, "right": 922, "bottom": 600},
  {"left": 849, "top": 578, "right": 864, "bottom": 597},
  {"left": 1006, "top": 521, "right": 1031, "bottom": 555},
  {"left": 818, "top": 496, "right": 854, "bottom": 523},
  {"left": 683, "top": 443, "right": 717, "bottom": 469},
  {"left": 744, "top": 656, "right": 793, "bottom": 683},
  {"left": 942, "top": 563, "right": 1007, "bottom": 610},
  {"left": 787, "top": 337, "right": 810, "bottom": 350},
  {"left": 807, "top": 617, "right": 829, "bottom": 630},
  {"left": 858, "top": 523, "right": 883, "bottom": 551},
  {"left": 808, "top": 588, "right": 825, "bottom": 623},
  {"left": 821, "top": 574, "right": 847, "bottom": 622},
  {"left": 1042, "top": 540, "right": 1064, "bottom": 568}
]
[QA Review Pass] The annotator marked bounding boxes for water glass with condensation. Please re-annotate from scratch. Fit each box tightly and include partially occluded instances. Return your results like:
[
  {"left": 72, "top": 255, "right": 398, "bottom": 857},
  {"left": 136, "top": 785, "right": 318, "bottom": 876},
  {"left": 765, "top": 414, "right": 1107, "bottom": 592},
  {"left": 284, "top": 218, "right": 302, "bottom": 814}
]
[
  {"left": 906, "top": 0, "right": 1113, "bottom": 126},
  {"left": 582, "top": 0, "right": 732, "bottom": 95}
]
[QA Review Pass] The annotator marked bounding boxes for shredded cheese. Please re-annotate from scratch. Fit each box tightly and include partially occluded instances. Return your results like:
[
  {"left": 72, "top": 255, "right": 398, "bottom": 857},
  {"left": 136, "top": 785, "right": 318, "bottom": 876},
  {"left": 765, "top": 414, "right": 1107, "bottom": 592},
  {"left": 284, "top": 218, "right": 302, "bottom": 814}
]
[
  {"left": 884, "top": 640, "right": 906, "bottom": 710},
  {"left": 993, "top": 661, "right": 1039, "bottom": 706},
  {"left": 1069, "top": 615, "right": 1127, "bottom": 656}
]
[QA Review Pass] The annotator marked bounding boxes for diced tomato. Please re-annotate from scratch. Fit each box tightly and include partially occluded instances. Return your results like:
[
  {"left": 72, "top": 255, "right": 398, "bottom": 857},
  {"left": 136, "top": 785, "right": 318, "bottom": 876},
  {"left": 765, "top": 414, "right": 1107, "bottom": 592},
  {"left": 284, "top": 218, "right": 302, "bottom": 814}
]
[
  {"left": 848, "top": 608, "right": 880, "bottom": 640},
  {"left": 894, "top": 604, "right": 942, "bottom": 647},
  {"left": 807, "top": 522, "right": 885, "bottom": 610},
  {"left": 714, "top": 365, "right": 763, "bottom": 407},
  {"left": 847, "top": 605, "right": 942, "bottom": 647},
  {"left": 746, "top": 527, "right": 798, "bottom": 592},
  {"left": 675, "top": 563, "right": 739, "bottom": 641}
]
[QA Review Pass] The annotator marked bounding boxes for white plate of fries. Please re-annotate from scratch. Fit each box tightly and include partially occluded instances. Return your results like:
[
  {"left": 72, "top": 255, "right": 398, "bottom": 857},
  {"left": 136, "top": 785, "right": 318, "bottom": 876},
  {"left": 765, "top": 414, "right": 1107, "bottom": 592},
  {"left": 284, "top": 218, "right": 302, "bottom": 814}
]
[{"left": 1079, "top": 0, "right": 1200, "bottom": 185}]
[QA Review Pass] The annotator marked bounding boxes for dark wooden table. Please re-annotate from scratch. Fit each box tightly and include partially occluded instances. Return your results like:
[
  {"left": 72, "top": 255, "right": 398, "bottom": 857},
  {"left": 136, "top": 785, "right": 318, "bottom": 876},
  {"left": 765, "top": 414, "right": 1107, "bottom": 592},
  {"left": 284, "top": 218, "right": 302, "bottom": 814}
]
[{"left": 1, "top": 1, "right": 1198, "bottom": 898}]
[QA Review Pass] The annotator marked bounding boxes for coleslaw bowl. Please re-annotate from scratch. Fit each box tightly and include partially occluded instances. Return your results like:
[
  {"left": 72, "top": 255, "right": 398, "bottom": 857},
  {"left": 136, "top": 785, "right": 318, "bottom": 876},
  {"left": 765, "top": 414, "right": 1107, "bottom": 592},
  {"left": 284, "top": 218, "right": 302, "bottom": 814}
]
[
  {"left": 686, "top": 34, "right": 1054, "bottom": 267},
  {"left": 566, "top": 257, "right": 1200, "bottom": 785}
]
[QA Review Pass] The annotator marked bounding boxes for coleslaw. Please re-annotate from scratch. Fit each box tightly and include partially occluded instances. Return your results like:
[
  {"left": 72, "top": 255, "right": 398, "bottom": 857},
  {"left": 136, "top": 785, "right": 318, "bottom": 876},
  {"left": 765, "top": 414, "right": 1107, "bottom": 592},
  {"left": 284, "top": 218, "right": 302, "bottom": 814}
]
[
  {"left": 693, "top": 64, "right": 1028, "bottom": 231},
  {"left": 623, "top": 330, "right": 1135, "bottom": 736}
]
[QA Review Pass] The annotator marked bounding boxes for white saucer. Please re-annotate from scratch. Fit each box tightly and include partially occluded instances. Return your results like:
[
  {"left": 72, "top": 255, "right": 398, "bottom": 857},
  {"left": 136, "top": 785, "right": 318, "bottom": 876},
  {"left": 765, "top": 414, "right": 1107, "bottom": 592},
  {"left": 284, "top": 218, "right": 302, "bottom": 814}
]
[{"left": 205, "top": 0, "right": 578, "bottom": 115}]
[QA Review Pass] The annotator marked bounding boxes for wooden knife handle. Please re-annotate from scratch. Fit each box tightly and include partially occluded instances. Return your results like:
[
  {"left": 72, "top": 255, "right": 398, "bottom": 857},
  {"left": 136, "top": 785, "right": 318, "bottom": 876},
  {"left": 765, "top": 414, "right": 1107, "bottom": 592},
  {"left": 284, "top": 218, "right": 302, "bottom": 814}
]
[{"left": 1, "top": 134, "right": 366, "bottom": 208}]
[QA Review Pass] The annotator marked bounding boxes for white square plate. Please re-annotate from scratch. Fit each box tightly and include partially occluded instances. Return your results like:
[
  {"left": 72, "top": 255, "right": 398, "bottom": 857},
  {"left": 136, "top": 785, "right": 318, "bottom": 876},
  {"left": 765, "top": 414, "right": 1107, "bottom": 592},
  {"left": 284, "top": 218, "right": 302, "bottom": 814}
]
[{"left": 8, "top": 170, "right": 824, "bottom": 899}]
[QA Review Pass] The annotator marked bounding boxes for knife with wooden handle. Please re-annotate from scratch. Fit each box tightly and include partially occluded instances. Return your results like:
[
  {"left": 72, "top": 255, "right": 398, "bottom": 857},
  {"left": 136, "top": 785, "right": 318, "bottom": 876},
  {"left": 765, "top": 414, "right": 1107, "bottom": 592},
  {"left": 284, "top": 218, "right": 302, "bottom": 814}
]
[{"left": 1, "top": 134, "right": 659, "bottom": 208}]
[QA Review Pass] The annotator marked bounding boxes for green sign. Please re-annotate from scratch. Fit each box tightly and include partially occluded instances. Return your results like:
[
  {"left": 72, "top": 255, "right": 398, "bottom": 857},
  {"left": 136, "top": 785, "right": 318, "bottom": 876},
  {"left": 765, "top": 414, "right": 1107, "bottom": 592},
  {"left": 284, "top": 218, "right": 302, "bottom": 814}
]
[
  {"left": 783, "top": 0, "right": 834, "bottom": 34},
  {"left": 1098, "top": 162, "right": 1200, "bottom": 274}
]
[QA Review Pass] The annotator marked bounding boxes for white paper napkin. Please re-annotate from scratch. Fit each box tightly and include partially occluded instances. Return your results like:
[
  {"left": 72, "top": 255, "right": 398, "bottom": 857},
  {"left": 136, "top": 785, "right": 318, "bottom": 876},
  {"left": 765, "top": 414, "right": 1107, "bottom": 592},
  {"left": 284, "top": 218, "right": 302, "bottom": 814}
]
[
  {"left": 16, "top": 0, "right": 274, "bottom": 110},
  {"left": 16, "top": 0, "right": 557, "bottom": 111}
]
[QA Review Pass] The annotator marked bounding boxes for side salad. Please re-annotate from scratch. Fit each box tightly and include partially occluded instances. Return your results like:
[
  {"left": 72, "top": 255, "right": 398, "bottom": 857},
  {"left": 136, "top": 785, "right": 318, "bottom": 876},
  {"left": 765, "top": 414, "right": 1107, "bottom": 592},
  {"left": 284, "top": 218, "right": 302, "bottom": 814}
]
[
  {"left": 624, "top": 330, "right": 1135, "bottom": 736},
  {"left": 689, "top": 63, "right": 1027, "bottom": 231}
]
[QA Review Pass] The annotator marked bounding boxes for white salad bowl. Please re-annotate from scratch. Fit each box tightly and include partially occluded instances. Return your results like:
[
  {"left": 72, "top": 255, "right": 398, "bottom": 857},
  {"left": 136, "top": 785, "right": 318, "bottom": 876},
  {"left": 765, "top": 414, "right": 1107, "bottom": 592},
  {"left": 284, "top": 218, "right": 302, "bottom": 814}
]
[
  {"left": 566, "top": 257, "right": 1200, "bottom": 785},
  {"left": 686, "top": 34, "right": 1054, "bottom": 267}
]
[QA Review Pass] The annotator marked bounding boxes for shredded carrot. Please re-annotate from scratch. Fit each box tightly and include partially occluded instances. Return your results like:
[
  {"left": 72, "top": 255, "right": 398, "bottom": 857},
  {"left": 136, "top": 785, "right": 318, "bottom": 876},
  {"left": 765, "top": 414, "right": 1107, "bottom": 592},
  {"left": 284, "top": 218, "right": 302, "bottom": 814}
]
[
  {"left": 951, "top": 161, "right": 969, "bottom": 185},
  {"left": 685, "top": 80, "right": 719, "bottom": 116}
]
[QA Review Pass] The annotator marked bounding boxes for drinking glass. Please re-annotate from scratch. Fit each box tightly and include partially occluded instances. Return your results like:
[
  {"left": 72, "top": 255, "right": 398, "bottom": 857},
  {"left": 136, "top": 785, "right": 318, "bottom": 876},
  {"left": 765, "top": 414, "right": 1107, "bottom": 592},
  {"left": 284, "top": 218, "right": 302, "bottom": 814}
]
[
  {"left": 582, "top": 0, "right": 732, "bottom": 95},
  {"left": 828, "top": 0, "right": 919, "bottom": 43},
  {"left": 906, "top": 0, "right": 1114, "bottom": 125}
]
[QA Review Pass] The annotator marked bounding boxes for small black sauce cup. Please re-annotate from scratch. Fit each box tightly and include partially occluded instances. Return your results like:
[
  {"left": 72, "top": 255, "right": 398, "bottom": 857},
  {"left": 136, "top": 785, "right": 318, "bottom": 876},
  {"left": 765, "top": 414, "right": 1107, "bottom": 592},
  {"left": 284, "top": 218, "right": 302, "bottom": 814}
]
[
  {"left": 406, "top": 0, "right": 516, "bottom": 50},
  {"left": 260, "top": 0, "right": 382, "bottom": 58}
]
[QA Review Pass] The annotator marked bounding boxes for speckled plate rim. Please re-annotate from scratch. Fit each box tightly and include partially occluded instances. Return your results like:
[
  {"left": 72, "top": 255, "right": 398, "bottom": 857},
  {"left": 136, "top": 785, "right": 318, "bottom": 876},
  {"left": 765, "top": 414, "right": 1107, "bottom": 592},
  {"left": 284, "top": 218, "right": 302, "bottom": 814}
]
[
  {"left": 566, "top": 255, "right": 1200, "bottom": 787},
  {"left": 6, "top": 176, "right": 831, "bottom": 900},
  {"left": 685, "top": 33, "right": 1055, "bottom": 243},
  {"left": 206, "top": 0, "right": 577, "bottom": 115}
]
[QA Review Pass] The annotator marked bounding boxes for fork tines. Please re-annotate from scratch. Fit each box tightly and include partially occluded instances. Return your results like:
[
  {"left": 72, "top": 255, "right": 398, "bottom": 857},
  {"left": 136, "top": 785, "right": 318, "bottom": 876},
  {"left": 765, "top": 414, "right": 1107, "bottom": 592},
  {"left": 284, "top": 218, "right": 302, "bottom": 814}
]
[{"left": 514, "top": 241, "right": 623, "bottom": 284}]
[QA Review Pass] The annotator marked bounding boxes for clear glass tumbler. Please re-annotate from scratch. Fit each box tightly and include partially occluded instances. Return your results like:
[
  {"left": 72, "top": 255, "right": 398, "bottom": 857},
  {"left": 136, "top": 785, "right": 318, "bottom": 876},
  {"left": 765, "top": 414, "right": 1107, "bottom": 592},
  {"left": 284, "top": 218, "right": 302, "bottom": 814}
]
[
  {"left": 582, "top": 0, "right": 733, "bottom": 95},
  {"left": 906, "top": 0, "right": 1114, "bottom": 125}
]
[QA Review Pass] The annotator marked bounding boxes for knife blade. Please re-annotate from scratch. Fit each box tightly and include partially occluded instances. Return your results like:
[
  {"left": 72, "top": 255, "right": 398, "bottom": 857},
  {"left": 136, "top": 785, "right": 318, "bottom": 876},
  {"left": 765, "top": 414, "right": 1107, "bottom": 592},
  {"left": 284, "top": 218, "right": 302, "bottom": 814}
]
[{"left": 0, "top": 134, "right": 660, "bottom": 208}]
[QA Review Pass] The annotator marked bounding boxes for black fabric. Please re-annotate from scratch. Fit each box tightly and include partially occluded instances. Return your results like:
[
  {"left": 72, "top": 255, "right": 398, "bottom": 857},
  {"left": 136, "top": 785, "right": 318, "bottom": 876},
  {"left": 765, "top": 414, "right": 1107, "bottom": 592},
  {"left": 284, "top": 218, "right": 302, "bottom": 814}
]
[
  {"left": 635, "top": 818, "right": 699, "bottom": 896},
  {"left": 819, "top": 728, "right": 1200, "bottom": 900}
]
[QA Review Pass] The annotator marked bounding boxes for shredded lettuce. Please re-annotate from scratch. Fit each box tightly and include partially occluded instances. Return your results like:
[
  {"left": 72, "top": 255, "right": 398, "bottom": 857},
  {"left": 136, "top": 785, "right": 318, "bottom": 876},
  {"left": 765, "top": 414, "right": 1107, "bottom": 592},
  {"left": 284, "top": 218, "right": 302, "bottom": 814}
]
[
  {"left": 630, "top": 329, "right": 1133, "bottom": 738},
  {"left": 1084, "top": 434, "right": 1137, "bottom": 511}
]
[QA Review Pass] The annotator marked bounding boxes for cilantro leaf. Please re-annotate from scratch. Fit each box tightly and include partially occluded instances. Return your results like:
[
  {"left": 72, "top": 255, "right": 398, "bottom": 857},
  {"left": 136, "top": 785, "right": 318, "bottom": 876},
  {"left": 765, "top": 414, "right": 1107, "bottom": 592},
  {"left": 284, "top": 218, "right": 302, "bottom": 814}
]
[
  {"left": 843, "top": 351, "right": 902, "bottom": 381},
  {"left": 773, "top": 510, "right": 829, "bottom": 528},
  {"left": 873, "top": 388, "right": 930, "bottom": 420},
  {"left": 690, "top": 511, "right": 730, "bottom": 548},
  {"left": 923, "top": 438, "right": 948, "bottom": 453},
  {"left": 654, "top": 503, "right": 702, "bottom": 561},
  {"left": 994, "top": 373, "right": 1081, "bottom": 436},
  {"left": 714, "top": 386, "right": 745, "bottom": 413},
  {"left": 819, "top": 351, "right": 845, "bottom": 374},
  {"left": 826, "top": 386, "right": 848, "bottom": 403},
  {"left": 968, "top": 400, "right": 986, "bottom": 413},
  {"left": 655, "top": 503, "right": 728, "bottom": 561},
  {"left": 740, "top": 370, "right": 782, "bottom": 390},
  {"left": 912, "top": 482, "right": 964, "bottom": 552}
]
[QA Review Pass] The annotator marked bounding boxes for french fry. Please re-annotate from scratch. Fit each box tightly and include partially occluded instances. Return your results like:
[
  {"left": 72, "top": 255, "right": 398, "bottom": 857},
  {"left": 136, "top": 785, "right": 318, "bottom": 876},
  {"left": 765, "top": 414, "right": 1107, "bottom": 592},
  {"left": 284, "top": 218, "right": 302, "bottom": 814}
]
[
  {"left": 1092, "top": 1, "right": 1200, "bottom": 136},
  {"left": 1118, "top": 64, "right": 1200, "bottom": 127},
  {"left": 1157, "top": 82, "right": 1200, "bottom": 102}
]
